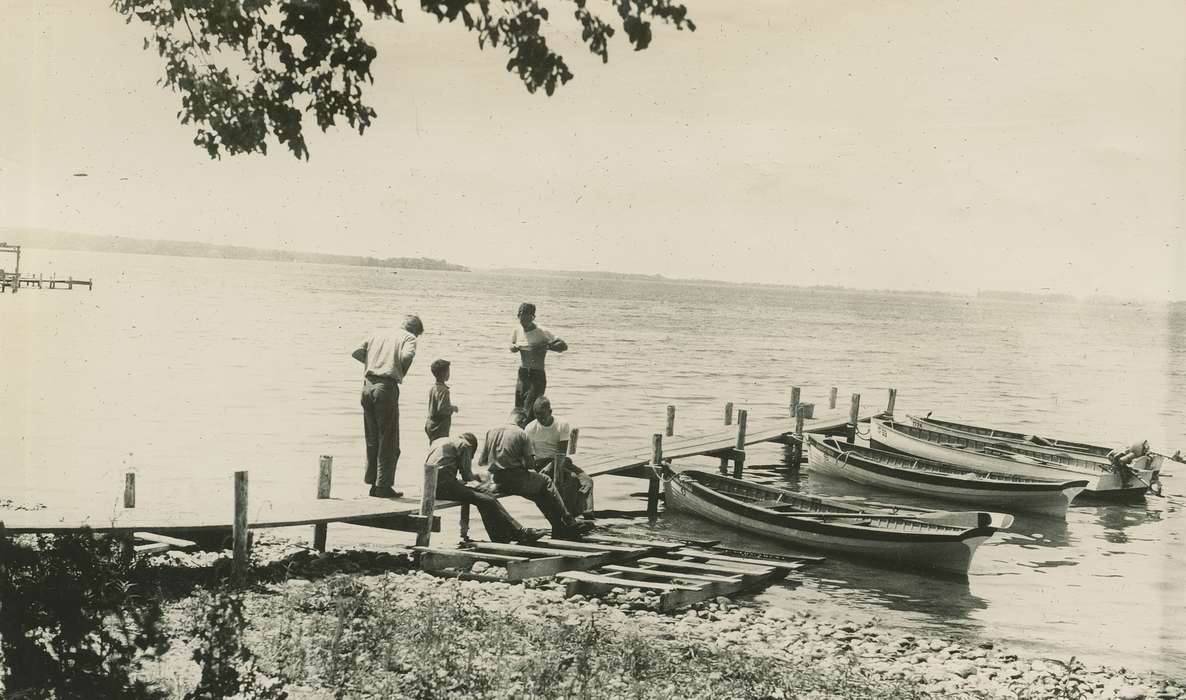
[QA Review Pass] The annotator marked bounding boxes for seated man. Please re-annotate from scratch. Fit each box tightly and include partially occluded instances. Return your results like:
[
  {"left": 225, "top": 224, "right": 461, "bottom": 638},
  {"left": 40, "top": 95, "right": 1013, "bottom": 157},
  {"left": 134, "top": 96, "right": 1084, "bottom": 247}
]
[
  {"left": 426, "top": 432, "right": 543, "bottom": 544},
  {"left": 525, "top": 396, "right": 594, "bottom": 517},
  {"left": 478, "top": 408, "right": 593, "bottom": 538}
]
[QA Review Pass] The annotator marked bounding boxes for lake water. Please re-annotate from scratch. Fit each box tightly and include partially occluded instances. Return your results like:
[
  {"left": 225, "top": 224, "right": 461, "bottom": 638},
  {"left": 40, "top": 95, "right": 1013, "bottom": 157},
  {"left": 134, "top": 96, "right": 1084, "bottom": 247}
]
[{"left": 2, "top": 249, "right": 1183, "bottom": 673}]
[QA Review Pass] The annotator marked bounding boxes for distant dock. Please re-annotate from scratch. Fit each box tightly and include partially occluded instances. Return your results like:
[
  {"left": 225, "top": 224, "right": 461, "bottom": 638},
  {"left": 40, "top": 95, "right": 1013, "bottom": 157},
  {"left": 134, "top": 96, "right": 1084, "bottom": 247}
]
[{"left": 0, "top": 242, "right": 93, "bottom": 293}]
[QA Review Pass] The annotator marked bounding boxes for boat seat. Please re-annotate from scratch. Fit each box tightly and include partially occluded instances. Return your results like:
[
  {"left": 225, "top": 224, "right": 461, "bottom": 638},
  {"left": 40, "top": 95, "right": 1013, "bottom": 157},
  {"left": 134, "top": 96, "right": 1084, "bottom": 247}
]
[{"left": 750, "top": 498, "right": 790, "bottom": 509}]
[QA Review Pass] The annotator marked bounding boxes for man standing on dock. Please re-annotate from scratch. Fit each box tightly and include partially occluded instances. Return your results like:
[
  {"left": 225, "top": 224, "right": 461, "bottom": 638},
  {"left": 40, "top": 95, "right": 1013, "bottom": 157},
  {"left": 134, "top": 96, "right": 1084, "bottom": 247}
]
[
  {"left": 352, "top": 314, "right": 423, "bottom": 498},
  {"left": 510, "top": 302, "right": 568, "bottom": 422}
]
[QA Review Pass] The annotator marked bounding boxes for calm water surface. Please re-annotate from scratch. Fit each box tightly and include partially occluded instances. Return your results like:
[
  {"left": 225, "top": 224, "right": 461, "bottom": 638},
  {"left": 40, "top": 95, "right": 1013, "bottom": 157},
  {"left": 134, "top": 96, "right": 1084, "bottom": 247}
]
[{"left": 2, "top": 250, "right": 1183, "bottom": 673}]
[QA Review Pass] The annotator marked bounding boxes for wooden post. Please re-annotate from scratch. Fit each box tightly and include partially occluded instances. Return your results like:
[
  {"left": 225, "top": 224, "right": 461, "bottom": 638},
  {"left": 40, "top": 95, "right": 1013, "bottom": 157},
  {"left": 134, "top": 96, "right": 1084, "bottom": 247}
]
[
  {"left": 732, "top": 409, "right": 748, "bottom": 478},
  {"left": 312, "top": 456, "right": 333, "bottom": 552},
  {"left": 829, "top": 387, "right": 838, "bottom": 409},
  {"left": 232, "top": 471, "right": 249, "bottom": 582},
  {"left": 790, "top": 405, "right": 807, "bottom": 470},
  {"left": 568, "top": 428, "right": 579, "bottom": 454},
  {"left": 647, "top": 434, "right": 663, "bottom": 524},
  {"left": 123, "top": 473, "right": 135, "bottom": 509},
  {"left": 847, "top": 393, "right": 861, "bottom": 444},
  {"left": 886, "top": 388, "right": 898, "bottom": 417},
  {"left": 724, "top": 402, "right": 733, "bottom": 426},
  {"left": 416, "top": 461, "right": 439, "bottom": 547},
  {"left": 789, "top": 387, "right": 801, "bottom": 421},
  {"left": 666, "top": 405, "right": 676, "bottom": 437}
]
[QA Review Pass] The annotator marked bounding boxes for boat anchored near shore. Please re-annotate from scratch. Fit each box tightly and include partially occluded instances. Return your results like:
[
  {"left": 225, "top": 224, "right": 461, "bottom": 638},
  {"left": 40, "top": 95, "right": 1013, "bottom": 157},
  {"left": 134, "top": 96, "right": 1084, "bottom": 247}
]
[
  {"left": 805, "top": 436, "right": 1088, "bottom": 518},
  {"left": 663, "top": 469, "right": 1012, "bottom": 576}
]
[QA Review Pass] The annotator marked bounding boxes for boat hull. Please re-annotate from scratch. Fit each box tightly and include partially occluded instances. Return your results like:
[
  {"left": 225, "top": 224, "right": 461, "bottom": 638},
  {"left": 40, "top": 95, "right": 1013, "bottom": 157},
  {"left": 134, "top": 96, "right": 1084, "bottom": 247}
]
[
  {"left": 664, "top": 472, "right": 994, "bottom": 576},
  {"left": 908, "top": 415, "right": 1163, "bottom": 477},
  {"left": 806, "top": 438, "right": 1085, "bottom": 518},
  {"left": 870, "top": 419, "right": 1148, "bottom": 498}
]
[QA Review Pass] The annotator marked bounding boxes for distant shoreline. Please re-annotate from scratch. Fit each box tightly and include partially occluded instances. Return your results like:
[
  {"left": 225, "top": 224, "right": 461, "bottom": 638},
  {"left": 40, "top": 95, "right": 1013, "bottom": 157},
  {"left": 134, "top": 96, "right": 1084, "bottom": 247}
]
[{"left": 0, "top": 227, "right": 468, "bottom": 273}]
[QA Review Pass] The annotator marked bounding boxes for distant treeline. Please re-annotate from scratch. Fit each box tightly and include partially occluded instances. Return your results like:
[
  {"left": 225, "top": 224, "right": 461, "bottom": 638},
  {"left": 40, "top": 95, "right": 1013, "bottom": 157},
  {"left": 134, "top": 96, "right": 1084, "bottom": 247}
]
[{"left": 0, "top": 227, "right": 468, "bottom": 272}]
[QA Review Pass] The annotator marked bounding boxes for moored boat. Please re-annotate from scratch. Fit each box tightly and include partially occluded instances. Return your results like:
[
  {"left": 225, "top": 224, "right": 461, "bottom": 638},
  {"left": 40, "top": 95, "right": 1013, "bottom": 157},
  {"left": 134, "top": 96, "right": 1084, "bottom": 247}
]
[
  {"left": 908, "top": 414, "right": 1163, "bottom": 477},
  {"left": 663, "top": 469, "right": 1012, "bottom": 576},
  {"left": 805, "top": 436, "right": 1088, "bottom": 518},
  {"left": 869, "top": 418, "right": 1150, "bottom": 498}
]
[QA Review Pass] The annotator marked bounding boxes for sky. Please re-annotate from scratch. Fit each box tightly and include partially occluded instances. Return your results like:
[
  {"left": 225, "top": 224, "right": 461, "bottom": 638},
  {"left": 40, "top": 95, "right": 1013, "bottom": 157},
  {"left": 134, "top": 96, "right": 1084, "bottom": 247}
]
[{"left": 1, "top": 1, "right": 1183, "bottom": 300}]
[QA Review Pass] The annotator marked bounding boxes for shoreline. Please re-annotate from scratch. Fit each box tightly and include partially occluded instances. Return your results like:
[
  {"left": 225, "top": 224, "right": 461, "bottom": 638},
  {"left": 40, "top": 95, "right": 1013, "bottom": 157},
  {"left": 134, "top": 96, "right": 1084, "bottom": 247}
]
[{"left": 134, "top": 536, "right": 1184, "bottom": 700}]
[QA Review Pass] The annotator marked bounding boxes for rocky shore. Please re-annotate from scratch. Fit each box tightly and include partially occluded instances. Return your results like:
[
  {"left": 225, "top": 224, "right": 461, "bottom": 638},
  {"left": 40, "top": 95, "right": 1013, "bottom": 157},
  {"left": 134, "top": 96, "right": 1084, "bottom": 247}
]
[{"left": 146, "top": 539, "right": 1184, "bottom": 700}]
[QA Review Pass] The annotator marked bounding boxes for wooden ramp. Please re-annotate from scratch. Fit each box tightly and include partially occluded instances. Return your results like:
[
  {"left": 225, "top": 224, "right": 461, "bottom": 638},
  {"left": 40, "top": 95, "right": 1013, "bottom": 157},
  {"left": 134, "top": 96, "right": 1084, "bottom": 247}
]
[
  {"left": 580, "top": 410, "right": 869, "bottom": 478},
  {"left": 0, "top": 496, "right": 436, "bottom": 535},
  {"left": 414, "top": 535, "right": 683, "bottom": 582}
]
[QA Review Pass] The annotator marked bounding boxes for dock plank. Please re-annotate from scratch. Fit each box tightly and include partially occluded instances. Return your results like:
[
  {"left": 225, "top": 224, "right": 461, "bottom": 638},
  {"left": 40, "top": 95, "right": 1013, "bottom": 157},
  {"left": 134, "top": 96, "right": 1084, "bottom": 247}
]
[{"left": 0, "top": 496, "right": 435, "bottom": 534}]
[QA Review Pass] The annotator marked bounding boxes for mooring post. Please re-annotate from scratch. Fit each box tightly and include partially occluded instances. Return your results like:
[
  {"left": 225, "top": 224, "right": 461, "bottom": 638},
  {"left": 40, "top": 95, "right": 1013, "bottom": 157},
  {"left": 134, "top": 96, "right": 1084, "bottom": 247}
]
[
  {"left": 886, "top": 388, "right": 898, "bottom": 418},
  {"left": 829, "top": 387, "right": 838, "bottom": 409},
  {"left": 724, "top": 402, "right": 733, "bottom": 426},
  {"left": 666, "top": 405, "right": 676, "bottom": 437},
  {"left": 791, "top": 405, "right": 807, "bottom": 470},
  {"left": 647, "top": 434, "right": 663, "bottom": 524},
  {"left": 732, "top": 409, "right": 748, "bottom": 478},
  {"left": 312, "top": 455, "right": 333, "bottom": 552},
  {"left": 123, "top": 473, "right": 135, "bottom": 509},
  {"left": 416, "top": 461, "right": 439, "bottom": 548},
  {"left": 568, "top": 427, "right": 579, "bottom": 454},
  {"left": 232, "top": 471, "right": 249, "bottom": 582},
  {"left": 789, "top": 387, "right": 801, "bottom": 422},
  {"left": 847, "top": 393, "right": 862, "bottom": 444}
]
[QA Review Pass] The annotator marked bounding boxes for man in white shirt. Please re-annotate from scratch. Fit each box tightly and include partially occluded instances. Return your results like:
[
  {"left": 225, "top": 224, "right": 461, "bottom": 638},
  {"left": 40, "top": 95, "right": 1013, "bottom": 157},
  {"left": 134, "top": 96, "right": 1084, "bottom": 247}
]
[
  {"left": 352, "top": 314, "right": 422, "bottom": 498},
  {"left": 525, "top": 396, "right": 594, "bottom": 516},
  {"left": 510, "top": 302, "right": 567, "bottom": 422}
]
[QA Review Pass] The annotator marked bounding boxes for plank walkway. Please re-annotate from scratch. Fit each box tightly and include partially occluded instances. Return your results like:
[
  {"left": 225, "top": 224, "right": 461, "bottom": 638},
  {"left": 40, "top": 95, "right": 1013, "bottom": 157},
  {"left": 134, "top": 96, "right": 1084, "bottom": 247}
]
[
  {"left": 0, "top": 496, "right": 435, "bottom": 535},
  {"left": 579, "top": 409, "right": 870, "bottom": 478}
]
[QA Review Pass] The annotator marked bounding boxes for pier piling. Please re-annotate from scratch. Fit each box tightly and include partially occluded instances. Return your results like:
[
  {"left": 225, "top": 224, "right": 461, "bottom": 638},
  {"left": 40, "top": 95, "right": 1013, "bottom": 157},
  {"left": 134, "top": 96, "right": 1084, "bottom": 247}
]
[
  {"left": 886, "top": 388, "right": 898, "bottom": 417},
  {"left": 647, "top": 434, "right": 663, "bottom": 524},
  {"left": 232, "top": 471, "right": 249, "bottom": 582},
  {"left": 123, "top": 473, "right": 135, "bottom": 509},
  {"left": 666, "top": 405, "right": 676, "bottom": 437},
  {"left": 829, "top": 387, "right": 838, "bottom": 409},
  {"left": 313, "top": 456, "right": 333, "bottom": 552},
  {"left": 732, "top": 410, "right": 748, "bottom": 478},
  {"left": 847, "top": 394, "right": 862, "bottom": 444},
  {"left": 789, "top": 387, "right": 801, "bottom": 421},
  {"left": 568, "top": 427, "right": 580, "bottom": 453},
  {"left": 416, "top": 461, "right": 439, "bottom": 547},
  {"left": 724, "top": 402, "right": 733, "bottom": 426},
  {"left": 790, "top": 405, "right": 807, "bottom": 470}
]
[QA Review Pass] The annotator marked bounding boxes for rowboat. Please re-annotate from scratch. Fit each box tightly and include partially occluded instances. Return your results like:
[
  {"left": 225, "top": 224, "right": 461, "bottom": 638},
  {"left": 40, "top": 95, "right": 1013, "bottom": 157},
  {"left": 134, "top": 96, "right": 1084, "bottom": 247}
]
[
  {"left": 869, "top": 418, "right": 1150, "bottom": 498},
  {"left": 909, "top": 414, "right": 1163, "bottom": 476},
  {"left": 663, "top": 470, "right": 1011, "bottom": 576},
  {"left": 805, "top": 436, "right": 1088, "bottom": 518}
]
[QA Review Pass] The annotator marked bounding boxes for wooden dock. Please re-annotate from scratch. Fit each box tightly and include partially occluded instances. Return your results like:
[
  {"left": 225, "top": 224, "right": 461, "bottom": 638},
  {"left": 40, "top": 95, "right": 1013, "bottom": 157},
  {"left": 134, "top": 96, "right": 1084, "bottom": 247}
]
[{"left": 0, "top": 242, "right": 92, "bottom": 292}]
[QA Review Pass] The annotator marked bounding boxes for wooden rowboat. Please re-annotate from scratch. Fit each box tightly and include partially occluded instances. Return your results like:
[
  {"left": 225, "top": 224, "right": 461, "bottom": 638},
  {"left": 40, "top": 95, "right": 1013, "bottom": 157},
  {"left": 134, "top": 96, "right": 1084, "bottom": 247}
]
[
  {"left": 869, "top": 418, "right": 1150, "bottom": 498},
  {"left": 908, "top": 414, "right": 1163, "bottom": 476},
  {"left": 663, "top": 470, "right": 1011, "bottom": 576},
  {"left": 805, "top": 436, "right": 1088, "bottom": 518}
]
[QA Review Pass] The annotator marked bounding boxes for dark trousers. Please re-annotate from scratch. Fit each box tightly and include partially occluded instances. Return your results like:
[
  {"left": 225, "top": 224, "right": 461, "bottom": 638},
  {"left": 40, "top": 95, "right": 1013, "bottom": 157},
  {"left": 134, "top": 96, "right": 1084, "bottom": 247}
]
[
  {"left": 436, "top": 475, "right": 523, "bottom": 543},
  {"left": 492, "top": 468, "right": 573, "bottom": 534},
  {"left": 361, "top": 377, "right": 400, "bottom": 488},
  {"left": 514, "top": 367, "right": 547, "bottom": 420},
  {"left": 425, "top": 419, "right": 451, "bottom": 443},
  {"left": 534, "top": 457, "right": 594, "bottom": 516}
]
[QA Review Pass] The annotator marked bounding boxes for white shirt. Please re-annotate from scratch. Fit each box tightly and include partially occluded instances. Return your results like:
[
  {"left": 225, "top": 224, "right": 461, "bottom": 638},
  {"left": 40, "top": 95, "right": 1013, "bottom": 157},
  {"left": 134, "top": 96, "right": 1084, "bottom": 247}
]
[{"left": 525, "top": 418, "right": 572, "bottom": 459}]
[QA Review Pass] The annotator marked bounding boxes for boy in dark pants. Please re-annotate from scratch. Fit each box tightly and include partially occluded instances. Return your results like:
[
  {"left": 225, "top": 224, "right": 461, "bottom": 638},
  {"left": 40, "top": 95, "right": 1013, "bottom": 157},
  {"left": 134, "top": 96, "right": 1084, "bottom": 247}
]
[{"left": 424, "top": 359, "right": 458, "bottom": 442}]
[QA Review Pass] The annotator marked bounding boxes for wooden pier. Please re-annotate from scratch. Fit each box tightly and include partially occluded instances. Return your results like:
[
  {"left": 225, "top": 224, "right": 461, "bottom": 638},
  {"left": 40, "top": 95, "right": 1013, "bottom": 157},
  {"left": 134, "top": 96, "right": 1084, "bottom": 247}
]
[{"left": 0, "top": 243, "right": 92, "bottom": 292}]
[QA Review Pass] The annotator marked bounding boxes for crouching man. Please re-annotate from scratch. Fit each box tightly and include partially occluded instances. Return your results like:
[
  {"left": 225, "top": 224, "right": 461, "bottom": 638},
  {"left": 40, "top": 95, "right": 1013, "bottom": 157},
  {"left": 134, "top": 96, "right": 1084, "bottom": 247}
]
[{"left": 525, "top": 396, "right": 594, "bottom": 517}]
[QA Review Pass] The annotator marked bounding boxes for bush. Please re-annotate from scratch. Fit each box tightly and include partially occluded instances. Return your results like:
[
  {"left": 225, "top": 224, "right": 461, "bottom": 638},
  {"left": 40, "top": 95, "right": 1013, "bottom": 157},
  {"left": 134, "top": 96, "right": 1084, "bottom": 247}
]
[{"left": 0, "top": 532, "right": 169, "bottom": 699}]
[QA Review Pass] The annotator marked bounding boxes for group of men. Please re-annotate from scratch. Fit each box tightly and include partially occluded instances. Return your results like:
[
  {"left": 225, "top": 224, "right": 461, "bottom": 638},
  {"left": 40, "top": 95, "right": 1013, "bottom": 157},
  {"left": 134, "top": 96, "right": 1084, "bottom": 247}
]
[{"left": 352, "top": 303, "right": 593, "bottom": 541}]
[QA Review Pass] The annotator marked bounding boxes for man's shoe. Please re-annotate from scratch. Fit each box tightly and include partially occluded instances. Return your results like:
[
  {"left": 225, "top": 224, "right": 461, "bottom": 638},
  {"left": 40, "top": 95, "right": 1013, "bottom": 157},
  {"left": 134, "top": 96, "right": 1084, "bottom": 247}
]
[
  {"left": 515, "top": 528, "right": 547, "bottom": 544},
  {"left": 369, "top": 486, "right": 403, "bottom": 498}
]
